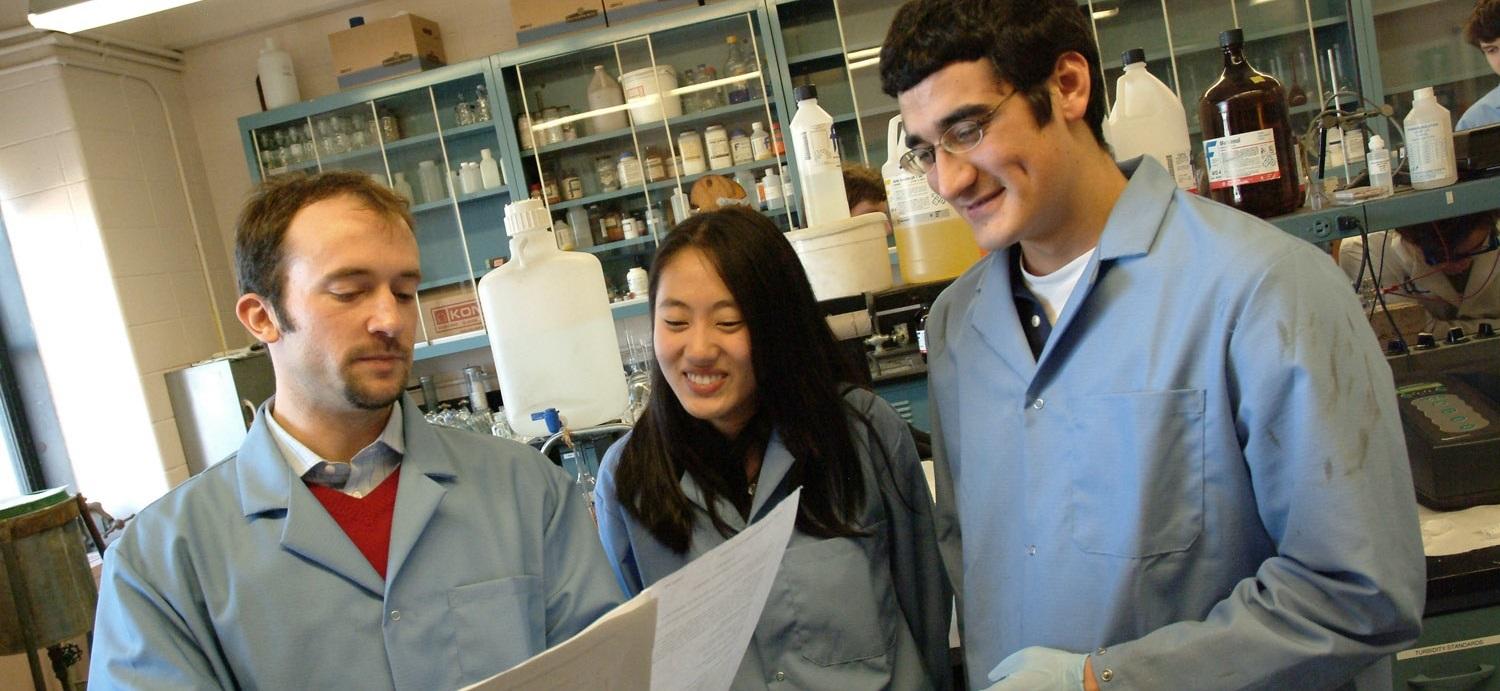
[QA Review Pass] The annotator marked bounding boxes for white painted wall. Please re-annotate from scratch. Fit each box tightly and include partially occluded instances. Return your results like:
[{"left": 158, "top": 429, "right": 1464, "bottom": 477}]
[{"left": 0, "top": 44, "right": 237, "bottom": 514}]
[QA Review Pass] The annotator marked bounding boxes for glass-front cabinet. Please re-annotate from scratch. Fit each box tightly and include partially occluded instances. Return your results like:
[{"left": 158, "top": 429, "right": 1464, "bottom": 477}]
[
  {"left": 238, "top": 62, "right": 513, "bottom": 354},
  {"left": 772, "top": 0, "right": 901, "bottom": 169},
  {"left": 495, "top": 3, "right": 795, "bottom": 303},
  {"left": 1369, "top": 0, "right": 1497, "bottom": 119},
  {"left": 1088, "top": 0, "right": 1361, "bottom": 187}
]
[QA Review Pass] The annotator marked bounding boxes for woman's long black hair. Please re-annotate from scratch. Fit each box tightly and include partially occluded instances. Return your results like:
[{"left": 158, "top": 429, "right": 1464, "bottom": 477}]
[{"left": 613, "top": 207, "right": 870, "bottom": 553}]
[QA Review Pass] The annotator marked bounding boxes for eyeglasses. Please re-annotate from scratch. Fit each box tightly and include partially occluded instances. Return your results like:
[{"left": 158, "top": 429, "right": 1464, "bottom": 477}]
[
  {"left": 898, "top": 91, "right": 1018, "bottom": 177},
  {"left": 1418, "top": 226, "right": 1500, "bottom": 266}
]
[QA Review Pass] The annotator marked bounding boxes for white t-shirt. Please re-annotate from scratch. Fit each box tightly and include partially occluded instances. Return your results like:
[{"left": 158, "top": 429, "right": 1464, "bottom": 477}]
[{"left": 1021, "top": 248, "right": 1097, "bottom": 326}]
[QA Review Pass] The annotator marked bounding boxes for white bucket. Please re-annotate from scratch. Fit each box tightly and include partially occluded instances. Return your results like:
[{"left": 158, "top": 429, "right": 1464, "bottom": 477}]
[
  {"left": 620, "top": 65, "right": 682, "bottom": 124},
  {"left": 786, "top": 212, "right": 894, "bottom": 300}
]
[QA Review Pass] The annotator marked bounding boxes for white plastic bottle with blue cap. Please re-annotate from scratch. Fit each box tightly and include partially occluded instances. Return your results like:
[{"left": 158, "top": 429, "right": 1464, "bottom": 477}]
[{"left": 478, "top": 198, "right": 627, "bottom": 438}]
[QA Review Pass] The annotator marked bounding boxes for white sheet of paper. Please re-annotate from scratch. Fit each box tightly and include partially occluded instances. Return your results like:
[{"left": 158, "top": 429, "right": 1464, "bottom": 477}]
[
  {"left": 459, "top": 489, "right": 800, "bottom": 691},
  {"left": 643, "top": 487, "right": 801, "bottom": 691},
  {"left": 459, "top": 595, "right": 657, "bottom": 691}
]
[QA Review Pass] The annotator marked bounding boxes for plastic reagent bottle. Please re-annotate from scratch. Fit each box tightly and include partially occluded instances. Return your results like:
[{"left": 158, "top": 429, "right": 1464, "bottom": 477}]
[
  {"left": 479, "top": 148, "right": 503, "bottom": 189},
  {"left": 883, "top": 114, "right": 980, "bottom": 283},
  {"left": 478, "top": 199, "right": 627, "bottom": 438},
  {"left": 257, "top": 38, "right": 300, "bottom": 109},
  {"left": 1405, "top": 87, "right": 1458, "bottom": 190},
  {"left": 1107, "top": 48, "right": 1196, "bottom": 192},
  {"left": 1366, "top": 134, "right": 1393, "bottom": 196},
  {"left": 750, "top": 121, "right": 772, "bottom": 160},
  {"left": 789, "top": 85, "right": 850, "bottom": 227}
]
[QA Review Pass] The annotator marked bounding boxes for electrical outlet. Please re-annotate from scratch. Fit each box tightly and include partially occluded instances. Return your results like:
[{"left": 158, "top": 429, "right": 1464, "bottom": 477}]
[{"left": 1309, "top": 218, "right": 1333, "bottom": 238}]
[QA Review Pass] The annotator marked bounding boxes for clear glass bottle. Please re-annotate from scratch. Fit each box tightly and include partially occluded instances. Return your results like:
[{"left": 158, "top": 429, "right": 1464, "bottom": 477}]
[
  {"left": 595, "top": 155, "right": 620, "bottom": 192},
  {"left": 723, "top": 35, "right": 753, "bottom": 104},
  {"left": 1197, "top": 29, "right": 1299, "bottom": 218},
  {"left": 473, "top": 84, "right": 492, "bottom": 122}
]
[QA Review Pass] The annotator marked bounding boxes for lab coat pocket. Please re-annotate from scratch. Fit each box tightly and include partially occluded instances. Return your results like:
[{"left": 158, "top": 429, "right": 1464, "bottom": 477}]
[
  {"left": 1068, "top": 389, "right": 1205, "bottom": 558},
  {"left": 787, "top": 533, "right": 897, "bottom": 667},
  {"left": 449, "top": 575, "right": 544, "bottom": 683}
]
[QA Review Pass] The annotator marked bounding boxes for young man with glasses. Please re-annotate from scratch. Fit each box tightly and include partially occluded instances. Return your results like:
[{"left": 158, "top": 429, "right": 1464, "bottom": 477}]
[
  {"left": 879, "top": 1, "right": 1425, "bottom": 689},
  {"left": 1339, "top": 210, "right": 1500, "bottom": 334}
]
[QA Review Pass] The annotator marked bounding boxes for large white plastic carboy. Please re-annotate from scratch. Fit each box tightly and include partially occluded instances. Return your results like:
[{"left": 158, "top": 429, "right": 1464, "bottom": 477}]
[{"left": 478, "top": 199, "right": 627, "bottom": 438}]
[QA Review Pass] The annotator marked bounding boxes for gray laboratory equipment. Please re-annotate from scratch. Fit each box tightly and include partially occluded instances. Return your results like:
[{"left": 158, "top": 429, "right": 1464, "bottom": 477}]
[{"left": 165, "top": 349, "right": 275, "bottom": 475}]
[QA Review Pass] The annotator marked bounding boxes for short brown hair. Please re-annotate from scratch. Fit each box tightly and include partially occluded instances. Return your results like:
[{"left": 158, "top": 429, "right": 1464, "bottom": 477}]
[
  {"left": 235, "top": 171, "right": 413, "bottom": 330},
  {"left": 1395, "top": 209, "right": 1499, "bottom": 262},
  {"left": 842, "top": 164, "right": 886, "bottom": 209},
  {"left": 1466, "top": 0, "right": 1500, "bottom": 46}
]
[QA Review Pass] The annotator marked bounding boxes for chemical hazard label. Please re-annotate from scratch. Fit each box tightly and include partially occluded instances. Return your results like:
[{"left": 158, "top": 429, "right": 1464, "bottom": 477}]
[
  {"left": 1203, "top": 128, "right": 1281, "bottom": 190},
  {"left": 1166, "top": 151, "right": 1197, "bottom": 193}
]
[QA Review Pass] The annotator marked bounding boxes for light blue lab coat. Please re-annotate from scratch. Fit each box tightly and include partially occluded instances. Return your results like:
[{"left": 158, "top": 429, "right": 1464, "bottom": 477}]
[
  {"left": 89, "top": 394, "right": 622, "bottom": 690},
  {"left": 1457, "top": 82, "right": 1500, "bottom": 131},
  {"left": 926, "top": 157, "right": 1425, "bottom": 690},
  {"left": 594, "top": 388, "right": 952, "bottom": 690}
]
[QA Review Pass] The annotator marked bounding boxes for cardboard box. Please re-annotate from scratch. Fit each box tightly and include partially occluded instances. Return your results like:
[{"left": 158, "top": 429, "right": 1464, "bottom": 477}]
[
  {"left": 511, "top": 1, "right": 607, "bottom": 45},
  {"left": 329, "top": 14, "right": 446, "bottom": 78},
  {"left": 337, "top": 56, "right": 446, "bottom": 90},
  {"left": 603, "top": 0, "right": 700, "bottom": 26},
  {"left": 420, "top": 282, "right": 484, "bottom": 339}
]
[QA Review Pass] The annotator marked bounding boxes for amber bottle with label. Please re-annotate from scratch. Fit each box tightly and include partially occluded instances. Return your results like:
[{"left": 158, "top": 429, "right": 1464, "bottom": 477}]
[{"left": 1198, "top": 29, "right": 1299, "bottom": 218}]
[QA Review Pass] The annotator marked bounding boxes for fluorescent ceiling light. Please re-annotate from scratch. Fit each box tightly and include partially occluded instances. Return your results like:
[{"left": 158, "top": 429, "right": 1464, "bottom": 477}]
[
  {"left": 28, "top": 0, "right": 206, "bottom": 34},
  {"left": 1091, "top": 7, "right": 1119, "bottom": 19}
]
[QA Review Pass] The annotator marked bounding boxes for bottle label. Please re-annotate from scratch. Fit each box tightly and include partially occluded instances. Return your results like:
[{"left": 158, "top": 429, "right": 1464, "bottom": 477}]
[
  {"left": 1342, "top": 128, "right": 1365, "bottom": 164},
  {"left": 886, "top": 172, "right": 955, "bottom": 224},
  {"left": 1368, "top": 152, "right": 1391, "bottom": 177},
  {"left": 797, "top": 123, "right": 840, "bottom": 169},
  {"left": 1165, "top": 151, "right": 1197, "bottom": 193},
  {"left": 1203, "top": 128, "right": 1281, "bottom": 190},
  {"left": 1407, "top": 121, "right": 1452, "bottom": 183},
  {"left": 731, "top": 138, "right": 753, "bottom": 164}
]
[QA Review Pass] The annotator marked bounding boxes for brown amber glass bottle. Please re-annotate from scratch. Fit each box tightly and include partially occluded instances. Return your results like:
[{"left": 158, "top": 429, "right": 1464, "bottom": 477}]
[{"left": 1198, "top": 29, "right": 1300, "bottom": 218}]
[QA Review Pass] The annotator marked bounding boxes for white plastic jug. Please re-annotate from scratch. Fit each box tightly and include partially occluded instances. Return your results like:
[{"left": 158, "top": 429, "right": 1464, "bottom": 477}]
[
  {"left": 587, "top": 66, "right": 628, "bottom": 133},
  {"left": 1105, "top": 49, "right": 1195, "bottom": 192},
  {"left": 883, "top": 115, "right": 980, "bottom": 284},
  {"left": 478, "top": 199, "right": 627, "bottom": 438},
  {"left": 257, "top": 38, "right": 300, "bottom": 109}
]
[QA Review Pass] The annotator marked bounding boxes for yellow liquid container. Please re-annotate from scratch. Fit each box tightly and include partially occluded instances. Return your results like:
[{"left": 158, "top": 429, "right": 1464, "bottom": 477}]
[
  {"left": 892, "top": 213, "right": 982, "bottom": 283},
  {"left": 883, "top": 115, "right": 981, "bottom": 283}
]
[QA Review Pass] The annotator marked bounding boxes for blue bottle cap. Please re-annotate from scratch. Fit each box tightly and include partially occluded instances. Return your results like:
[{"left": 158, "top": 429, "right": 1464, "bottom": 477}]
[{"left": 530, "top": 408, "right": 562, "bottom": 434}]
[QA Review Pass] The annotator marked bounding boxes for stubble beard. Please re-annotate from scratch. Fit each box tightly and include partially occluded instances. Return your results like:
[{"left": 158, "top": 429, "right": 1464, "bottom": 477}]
[{"left": 341, "top": 358, "right": 410, "bottom": 410}]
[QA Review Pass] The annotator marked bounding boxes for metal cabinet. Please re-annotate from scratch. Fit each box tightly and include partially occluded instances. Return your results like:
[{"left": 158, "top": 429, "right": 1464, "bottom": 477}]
[{"left": 236, "top": 61, "right": 515, "bottom": 356}]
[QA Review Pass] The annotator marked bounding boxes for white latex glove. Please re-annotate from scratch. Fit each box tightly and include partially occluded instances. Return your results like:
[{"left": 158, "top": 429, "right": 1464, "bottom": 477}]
[{"left": 985, "top": 646, "right": 1088, "bottom": 691}]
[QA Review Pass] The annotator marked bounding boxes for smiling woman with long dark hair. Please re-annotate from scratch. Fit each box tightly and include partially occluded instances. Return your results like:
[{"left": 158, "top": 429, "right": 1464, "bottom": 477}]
[{"left": 593, "top": 207, "right": 951, "bottom": 690}]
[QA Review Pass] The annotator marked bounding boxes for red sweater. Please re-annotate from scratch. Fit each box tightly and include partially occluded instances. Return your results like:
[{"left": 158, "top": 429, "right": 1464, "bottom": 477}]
[{"left": 305, "top": 469, "right": 401, "bottom": 579}]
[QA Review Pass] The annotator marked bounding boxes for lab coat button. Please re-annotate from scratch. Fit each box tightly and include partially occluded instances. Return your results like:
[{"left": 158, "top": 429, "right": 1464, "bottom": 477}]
[
  {"left": 1031, "top": 398, "right": 1045, "bottom": 410},
  {"left": 1030, "top": 314, "right": 1041, "bottom": 328},
  {"left": 1027, "top": 545, "right": 1036, "bottom": 555},
  {"left": 1100, "top": 668, "right": 1114, "bottom": 682},
  {"left": 774, "top": 672, "right": 786, "bottom": 682},
  {"left": 389, "top": 610, "right": 401, "bottom": 621}
]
